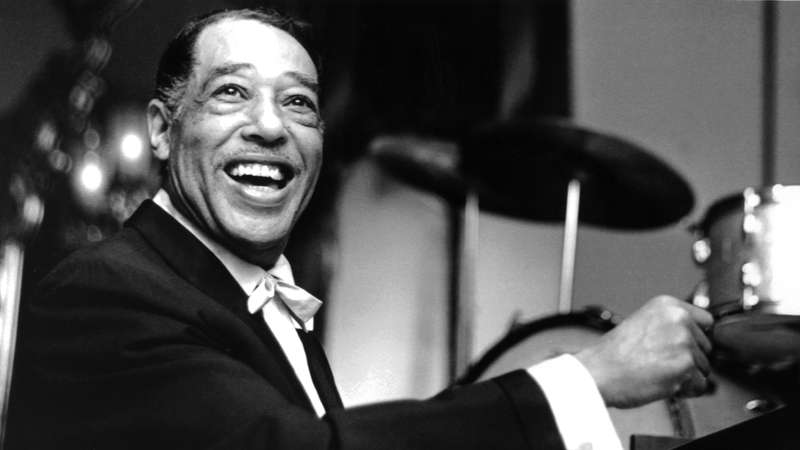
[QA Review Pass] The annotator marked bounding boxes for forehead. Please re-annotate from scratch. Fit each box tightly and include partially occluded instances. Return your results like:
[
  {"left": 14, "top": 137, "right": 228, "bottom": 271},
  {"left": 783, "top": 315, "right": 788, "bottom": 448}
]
[{"left": 192, "top": 18, "right": 317, "bottom": 81}]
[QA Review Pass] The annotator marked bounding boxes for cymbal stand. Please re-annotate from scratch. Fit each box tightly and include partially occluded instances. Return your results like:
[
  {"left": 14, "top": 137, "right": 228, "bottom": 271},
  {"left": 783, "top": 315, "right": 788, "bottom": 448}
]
[
  {"left": 448, "top": 189, "right": 479, "bottom": 381},
  {"left": 0, "top": 187, "right": 43, "bottom": 450},
  {"left": 558, "top": 178, "right": 581, "bottom": 314},
  {"left": 0, "top": 241, "right": 25, "bottom": 444}
]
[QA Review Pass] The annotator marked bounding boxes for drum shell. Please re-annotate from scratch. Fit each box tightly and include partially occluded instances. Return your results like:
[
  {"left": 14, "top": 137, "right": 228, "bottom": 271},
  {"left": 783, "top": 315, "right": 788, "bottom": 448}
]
[
  {"left": 683, "top": 365, "right": 783, "bottom": 438},
  {"left": 695, "top": 185, "right": 800, "bottom": 361},
  {"left": 697, "top": 185, "right": 800, "bottom": 316}
]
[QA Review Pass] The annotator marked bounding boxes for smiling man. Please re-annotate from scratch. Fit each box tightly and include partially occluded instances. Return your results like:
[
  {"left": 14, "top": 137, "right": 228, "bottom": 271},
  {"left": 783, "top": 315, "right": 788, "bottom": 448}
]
[
  {"left": 150, "top": 15, "right": 323, "bottom": 269},
  {"left": 7, "top": 8, "right": 714, "bottom": 450}
]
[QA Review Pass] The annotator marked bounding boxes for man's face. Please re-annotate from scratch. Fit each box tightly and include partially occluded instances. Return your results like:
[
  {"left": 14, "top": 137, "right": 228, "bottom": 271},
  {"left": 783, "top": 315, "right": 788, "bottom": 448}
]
[{"left": 149, "top": 18, "right": 323, "bottom": 266}]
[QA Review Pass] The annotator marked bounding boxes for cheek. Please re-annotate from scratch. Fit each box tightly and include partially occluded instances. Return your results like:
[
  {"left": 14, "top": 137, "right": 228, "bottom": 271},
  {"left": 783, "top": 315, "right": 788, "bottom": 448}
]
[
  {"left": 169, "top": 145, "right": 213, "bottom": 193},
  {"left": 297, "top": 128, "right": 324, "bottom": 163},
  {"left": 176, "top": 123, "right": 230, "bottom": 175}
]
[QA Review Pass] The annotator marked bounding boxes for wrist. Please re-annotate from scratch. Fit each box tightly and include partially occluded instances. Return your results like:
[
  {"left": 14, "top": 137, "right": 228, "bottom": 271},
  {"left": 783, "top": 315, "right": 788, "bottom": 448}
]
[{"left": 575, "top": 348, "right": 611, "bottom": 406}]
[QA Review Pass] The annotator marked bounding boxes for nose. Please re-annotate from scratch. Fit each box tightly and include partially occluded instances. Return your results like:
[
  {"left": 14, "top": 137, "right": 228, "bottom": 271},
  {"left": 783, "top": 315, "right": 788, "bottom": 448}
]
[{"left": 242, "top": 97, "right": 287, "bottom": 146}]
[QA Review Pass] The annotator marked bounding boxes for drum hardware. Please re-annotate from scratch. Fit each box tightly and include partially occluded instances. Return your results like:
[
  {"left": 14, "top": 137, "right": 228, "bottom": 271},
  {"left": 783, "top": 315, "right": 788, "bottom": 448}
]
[
  {"left": 461, "top": 117, "right": 695, "bottom": 313},
  {"left": 460, "top": 117, "right": 695, "bottom": 229},
  {"left": 558, "top": 176, "right": 580, "bottom": 314},
  {"left": 372, "top": 118, "right": 696, "bottom": 229},
  {"left": 369, "top": 134, "right": 467, "bottom": 206},
  {"left": 683, "top": 351, "right": 787, "bottom": 439},
  {"left": 369, "top": 125, "right": 788, "bottom": 445},
  {"left": 372, "top": 120, "right": 696, "bottom": 380},
  {"left": 744, "top": 398, "right": 776, "bottom": 414},
  {"left": 370, "top": 134, "right": 478, "bottom": 380},
  {"left": 693, "top": 184, "right": 800, "bottom": 363},
  {"left": 0, "top": 177, "right": 44, "bottom": 449},
  {"left": 456, "top": 306, "right": 619, "bottom": 385}
]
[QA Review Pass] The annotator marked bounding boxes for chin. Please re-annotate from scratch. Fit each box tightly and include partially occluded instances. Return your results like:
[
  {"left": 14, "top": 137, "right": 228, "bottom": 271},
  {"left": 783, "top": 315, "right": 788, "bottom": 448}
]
[{"left": 222, "top": 217, "right": 291, "bottom": 250}]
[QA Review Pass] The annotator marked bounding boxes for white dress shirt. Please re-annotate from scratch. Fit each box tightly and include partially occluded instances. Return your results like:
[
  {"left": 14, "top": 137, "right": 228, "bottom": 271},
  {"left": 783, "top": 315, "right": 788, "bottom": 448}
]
[{"left": 152, "top": 190, "right": 621, "bottom": 449}]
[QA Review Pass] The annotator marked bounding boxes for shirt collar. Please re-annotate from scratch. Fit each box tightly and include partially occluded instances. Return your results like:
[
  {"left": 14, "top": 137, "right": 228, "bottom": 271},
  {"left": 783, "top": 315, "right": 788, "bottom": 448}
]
[{"left": 151, "top": 190, "right": 313, "bottom": 329}]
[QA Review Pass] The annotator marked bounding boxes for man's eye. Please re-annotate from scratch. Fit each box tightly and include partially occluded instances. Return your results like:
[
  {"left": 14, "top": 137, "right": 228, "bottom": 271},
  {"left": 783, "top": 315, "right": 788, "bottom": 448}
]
[
  {"left": 213, "top": 85, "right": 247, "bottom": 100},
  {"left": 285, "top": 95, "right": 317, "bottom": 112}
]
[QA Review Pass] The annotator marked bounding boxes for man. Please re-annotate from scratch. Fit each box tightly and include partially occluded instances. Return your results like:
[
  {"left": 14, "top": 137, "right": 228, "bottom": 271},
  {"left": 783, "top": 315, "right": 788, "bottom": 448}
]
[{"left": 7, "top": 8, "right": 713, "bottom": 450}]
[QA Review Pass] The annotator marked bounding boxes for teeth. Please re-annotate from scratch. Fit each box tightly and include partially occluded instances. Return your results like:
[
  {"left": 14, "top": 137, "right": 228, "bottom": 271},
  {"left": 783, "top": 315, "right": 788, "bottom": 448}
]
[{"left": 229, "top": 163, "right": 285, "bottom": 181}]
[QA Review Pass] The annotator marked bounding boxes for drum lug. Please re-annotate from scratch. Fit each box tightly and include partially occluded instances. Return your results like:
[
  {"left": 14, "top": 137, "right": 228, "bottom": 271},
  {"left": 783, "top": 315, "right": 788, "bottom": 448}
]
[
  {"left": 745, "top": 398, "right": 778, "bottom": 414},
  {"left": 691, "top": 280, "right": 711, "bottom": 309},
  {"left": 741, "top": 262, "right": 762, "bottom": 309},
  {"left": 742, "top": 188, "right": 762, "bottom": 240},
  {"left": 742, "top": 287, "right": 759, "bottom": 309},
  {"left": 692, "top": 238, "right": 711, "bottom": 265},
  {"left": 743, "top": 188, "right": 761, "bottom": 213}
]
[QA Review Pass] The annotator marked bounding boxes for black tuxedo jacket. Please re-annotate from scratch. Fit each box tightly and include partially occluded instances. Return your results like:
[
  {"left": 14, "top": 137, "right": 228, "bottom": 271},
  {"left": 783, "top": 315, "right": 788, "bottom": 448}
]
[{"left": 7, "top": 201, "right": 565, "bottom": 450}]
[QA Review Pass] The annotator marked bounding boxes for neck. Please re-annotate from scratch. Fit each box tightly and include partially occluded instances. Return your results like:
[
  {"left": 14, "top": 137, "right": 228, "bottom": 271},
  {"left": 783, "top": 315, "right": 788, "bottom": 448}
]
[
  {"left": 227, "top": 238, "right": 286, "bottom": 271},
  {"left": 160, "top": 182, "right": 285, "bottom": 270}
]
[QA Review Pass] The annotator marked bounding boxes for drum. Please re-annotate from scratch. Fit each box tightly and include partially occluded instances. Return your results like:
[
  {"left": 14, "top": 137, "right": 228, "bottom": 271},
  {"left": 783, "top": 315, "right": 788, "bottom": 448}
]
[
  {"left": 459, "top": 308, "right": 689, "bottom": 449},
  {"left": 682, "top": 360, "right": 783, "bottom": 438},
  {"left": 459, "top": 308, "right": 782, "bottom": 449},
  {"left": 693, "top": 185, "right": 800, "bottom": 362}
]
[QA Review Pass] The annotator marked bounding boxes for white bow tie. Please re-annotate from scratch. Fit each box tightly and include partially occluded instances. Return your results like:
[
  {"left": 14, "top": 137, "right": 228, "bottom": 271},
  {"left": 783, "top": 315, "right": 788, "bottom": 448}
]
[{"left": 247, "top": 274, "right": 322, "bottom": 329}]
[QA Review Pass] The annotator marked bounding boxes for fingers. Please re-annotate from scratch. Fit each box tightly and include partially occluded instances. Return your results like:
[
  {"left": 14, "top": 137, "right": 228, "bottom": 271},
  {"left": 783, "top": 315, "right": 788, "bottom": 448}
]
[
  {"left": 651, "top": 296, "right": 715, "bottom": 398},
  {"left": 674, "top": 369, "right": 710, "bottom": 398},
  {"left": 650, "top": 295, "right": 713, "bottom": 331},
  {"left": 677, "top": 300, "right": 713, "bottom": 382},
  {"left": 680, "top": 301, "right": 714, "bottom": 375},
  {"left": 684, "top": 301, "right": 714, "bottom": 331},
  {"left": 656, "top": 295, "right": 713, "bottom": 355},
  {"left": 690, "top": 336, "right": 712, "bottom": 377},
  {"left": 671, "top": 318, "right": 711, "bottom": 397},
  {"left": 688, "top": 318, "right": 713, "bottom": 356},
  {"left": 588, "top": 295, "right": 716, "bottom": 407}
]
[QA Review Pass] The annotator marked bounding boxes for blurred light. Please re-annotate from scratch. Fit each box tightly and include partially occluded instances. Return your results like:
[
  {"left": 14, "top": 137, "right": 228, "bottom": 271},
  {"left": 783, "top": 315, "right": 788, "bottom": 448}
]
[
  {"left": 72, "top": 152, "right": 109, "bottom": 213},
  {"left": 35, "top": 120, "right": 58, "bottom": 152},
  {"left": 84, "top": 127, "right": 101, "bottom": 151},
  {"left": 21, "top": 195, "right": 44, "bottom": 231},
  {"left": 79, "top": 160, "right": 104, "bottom": 193},
  {"left": 120, "top": 133, "right": 144, "bottom": 161},
  {"left": 48, "top": 150, "right": 72, "bottom": 173}
]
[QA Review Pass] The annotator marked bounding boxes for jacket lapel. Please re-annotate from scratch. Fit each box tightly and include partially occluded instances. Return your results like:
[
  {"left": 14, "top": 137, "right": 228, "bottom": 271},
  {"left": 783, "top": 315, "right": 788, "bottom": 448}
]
[{"left": 125, "top": 200, "right": 316, "bottom": 413}]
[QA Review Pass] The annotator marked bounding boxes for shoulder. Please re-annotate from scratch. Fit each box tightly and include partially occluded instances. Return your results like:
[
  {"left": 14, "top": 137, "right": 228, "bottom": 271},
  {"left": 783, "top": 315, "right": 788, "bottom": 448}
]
[
  {"left": 35, "top": 226, "right": 172, "bottom": 304},
  {"left": 45, "top": 227, "right": 151, "bottom": 275}
]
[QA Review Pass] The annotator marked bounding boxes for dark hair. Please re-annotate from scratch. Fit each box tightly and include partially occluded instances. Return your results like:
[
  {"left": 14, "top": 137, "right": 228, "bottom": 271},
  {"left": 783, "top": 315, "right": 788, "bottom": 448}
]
[{"left": 153, "top": 8, "right": 319, "bottom": 116}]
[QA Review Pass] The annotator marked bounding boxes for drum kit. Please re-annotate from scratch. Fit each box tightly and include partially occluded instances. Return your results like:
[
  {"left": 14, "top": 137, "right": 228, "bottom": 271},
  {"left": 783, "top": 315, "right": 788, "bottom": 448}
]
[{"left": 371, "top": 118, "right": 799, "bottom": 447}]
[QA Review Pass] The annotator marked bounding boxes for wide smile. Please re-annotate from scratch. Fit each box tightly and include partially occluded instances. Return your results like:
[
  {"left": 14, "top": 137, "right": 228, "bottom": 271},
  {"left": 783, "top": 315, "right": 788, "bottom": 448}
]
[{"left": 223, "top": 160, "right": 297, "bottom": 204}]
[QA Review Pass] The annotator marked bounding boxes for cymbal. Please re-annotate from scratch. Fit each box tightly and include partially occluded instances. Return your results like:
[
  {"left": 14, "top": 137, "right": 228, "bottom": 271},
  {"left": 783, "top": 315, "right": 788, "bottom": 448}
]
[
  {"left": 370, "top": 118, "right": 695, "bottom": 229},
  {"left": 369, "top": 134, "right": 469, "bottom": 205},
  {"left": 461, "top": 118, "right": 695, "bottom": 229}
]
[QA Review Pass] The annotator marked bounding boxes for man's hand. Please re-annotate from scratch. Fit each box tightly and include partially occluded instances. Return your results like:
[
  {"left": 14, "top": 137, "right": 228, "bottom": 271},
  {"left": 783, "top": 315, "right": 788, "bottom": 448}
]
[{"left": 575, "top": 296, "right": 713, "bottom": 409}]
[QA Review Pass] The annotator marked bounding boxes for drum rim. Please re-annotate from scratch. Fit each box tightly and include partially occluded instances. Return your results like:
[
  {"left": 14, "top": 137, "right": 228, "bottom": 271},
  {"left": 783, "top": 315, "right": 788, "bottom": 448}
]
[
  {"left": 697, "top": 193, "right": 741, "bottom": 234},
  {"left": 696, "top": 185, "right": 800, "bottom": 234},
  {"left": 457, "top": 306, "right": 617, "bottom": 385}
]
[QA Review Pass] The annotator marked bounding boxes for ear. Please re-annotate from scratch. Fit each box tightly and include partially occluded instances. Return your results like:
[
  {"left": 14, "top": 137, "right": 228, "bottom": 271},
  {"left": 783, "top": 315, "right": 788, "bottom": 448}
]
[{"left": 147, "top": 99, "right": 172, "bottom": 161}]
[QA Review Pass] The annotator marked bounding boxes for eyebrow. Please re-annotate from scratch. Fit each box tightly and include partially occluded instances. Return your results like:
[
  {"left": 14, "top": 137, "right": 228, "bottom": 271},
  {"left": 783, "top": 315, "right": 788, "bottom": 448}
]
[
  {"left": 284, "top": 71, "right": 319, "bottom": 94},
  {"left": 200, "top": 63, "right": 253, "bottom": 93},
  {"left": 199, "top": 63, "right": 319, "bottom": 94}
]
